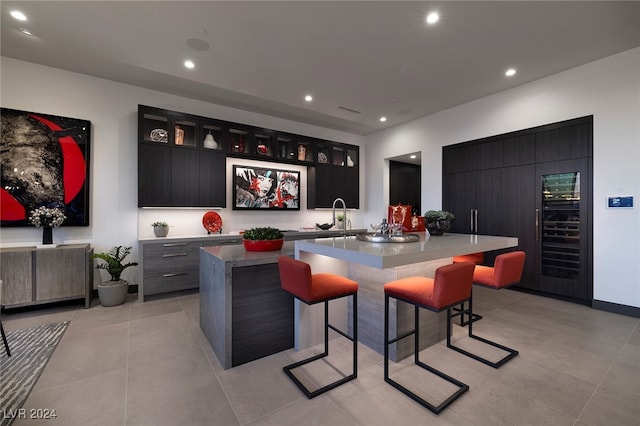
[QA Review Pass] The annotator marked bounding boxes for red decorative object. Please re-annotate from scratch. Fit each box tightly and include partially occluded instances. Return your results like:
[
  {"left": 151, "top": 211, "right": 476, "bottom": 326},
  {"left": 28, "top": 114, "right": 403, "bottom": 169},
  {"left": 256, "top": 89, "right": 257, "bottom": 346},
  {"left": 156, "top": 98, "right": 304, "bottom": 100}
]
[
  {"left": 388, "top": 204, "right": 412, "bottom": 231},
  {"left": 243, "top": 239, "right": 284, "bottom": 252},
  {"left": 202, "top": 211, "right": 223, "bottom": 234}
]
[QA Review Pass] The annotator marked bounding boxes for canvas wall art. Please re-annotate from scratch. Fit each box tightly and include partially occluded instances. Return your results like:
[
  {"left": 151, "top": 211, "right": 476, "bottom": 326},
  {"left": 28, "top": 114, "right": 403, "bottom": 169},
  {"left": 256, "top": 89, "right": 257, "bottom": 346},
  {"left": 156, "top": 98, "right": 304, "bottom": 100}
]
[
  {"left": 233, "top": 165, "right": 300, "bottom": 210},
  {"left": 1, "top": 108, "right": 91, "bottom": 227}
]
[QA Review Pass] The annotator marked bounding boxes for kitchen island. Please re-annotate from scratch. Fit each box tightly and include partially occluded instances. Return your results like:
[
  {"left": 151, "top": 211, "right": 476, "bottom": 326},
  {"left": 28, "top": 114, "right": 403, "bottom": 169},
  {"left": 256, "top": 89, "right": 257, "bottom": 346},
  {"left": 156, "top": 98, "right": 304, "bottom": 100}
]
[{"left": 294, "top": 232, "right": 518, "bottom": 360}]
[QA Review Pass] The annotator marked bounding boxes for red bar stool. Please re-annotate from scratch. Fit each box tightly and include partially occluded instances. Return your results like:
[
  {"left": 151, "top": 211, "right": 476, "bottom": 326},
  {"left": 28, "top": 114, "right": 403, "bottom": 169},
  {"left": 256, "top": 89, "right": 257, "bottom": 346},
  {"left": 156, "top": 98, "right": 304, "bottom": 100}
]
[
  {"left": 384, "top": 262, "right": 475, "bottom": 414},
  {"left": 452, "top": 252, "right": 485, "bottom": 325},
  {"left": 448, "top": 251, "right": 526, "bottom": 368},
  {"left": 277, "top": 256, "right": 358, "bottom": 398}
]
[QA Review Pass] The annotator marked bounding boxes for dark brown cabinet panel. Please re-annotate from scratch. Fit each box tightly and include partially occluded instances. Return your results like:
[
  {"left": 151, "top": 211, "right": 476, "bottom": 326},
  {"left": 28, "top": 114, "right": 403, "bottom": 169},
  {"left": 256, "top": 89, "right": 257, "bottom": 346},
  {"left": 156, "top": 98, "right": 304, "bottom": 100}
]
[
  {"left": 199, "top": 151, "right": 226, "bottom": 207},
  {"left": 138, "top": 144, "right": 172, "bottom": 207},
  {"left": 536, "top": 117, "right": 593, "bottom": 163},
  {"left": 307, "top": 164, "right": 359, "bottom": 209},
  {"left": 171, "top": 148, "right": 200, "bottom": 206}
]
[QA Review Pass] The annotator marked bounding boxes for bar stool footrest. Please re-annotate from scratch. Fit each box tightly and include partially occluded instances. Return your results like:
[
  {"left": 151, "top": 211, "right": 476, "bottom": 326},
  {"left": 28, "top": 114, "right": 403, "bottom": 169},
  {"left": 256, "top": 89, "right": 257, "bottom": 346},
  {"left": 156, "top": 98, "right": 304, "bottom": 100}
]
[
  {"left": 385, "top": 360, "right": 469, "bottom": 415},
  {"left": 447, "top": 334, "right": 518, "bottom": 369},
  {"left": 283, "top": 351, "right": 357, "bottom": 399}
]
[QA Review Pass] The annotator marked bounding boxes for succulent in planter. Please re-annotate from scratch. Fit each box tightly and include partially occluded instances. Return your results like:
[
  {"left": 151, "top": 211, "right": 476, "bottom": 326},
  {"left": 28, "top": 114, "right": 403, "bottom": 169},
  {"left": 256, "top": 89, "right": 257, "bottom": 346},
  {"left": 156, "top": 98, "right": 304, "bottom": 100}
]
[
  {"left": 424, "top": 210, "right": 455, "bottom": 236},
  {"left": 152, "top": 221, "right": 169, "bottom": 237},
  {"left": 243, "top": 227, "right": 284, "bottom": 251}
]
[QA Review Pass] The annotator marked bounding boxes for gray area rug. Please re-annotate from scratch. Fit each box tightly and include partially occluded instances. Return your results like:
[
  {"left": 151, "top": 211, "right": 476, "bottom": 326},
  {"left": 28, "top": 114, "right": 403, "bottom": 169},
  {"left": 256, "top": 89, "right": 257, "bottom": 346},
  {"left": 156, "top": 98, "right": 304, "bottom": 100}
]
[{"left": 0, "top": 321, "right": 69, "bottom": 426}]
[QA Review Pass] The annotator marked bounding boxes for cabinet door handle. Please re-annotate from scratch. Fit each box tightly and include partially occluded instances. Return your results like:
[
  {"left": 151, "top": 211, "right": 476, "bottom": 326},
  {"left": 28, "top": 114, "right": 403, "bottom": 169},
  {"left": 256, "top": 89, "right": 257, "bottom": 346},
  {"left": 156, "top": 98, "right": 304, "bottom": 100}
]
[
  {"left": 474, "top": 209, "right": 478, "bottom": 233},
  {"left": 470, "top": 209, "right": 474, "bottom": 233},
  {"left": 535, "top": 208, "right": 540, "bottom": 242},
  {"left": 162, "top": 243, "right": 188, "bottom": 247},
  {"left": 163, "top": 272, "right": 187, "bottom": 278},
  {"left": 162, "top": 253, "right": 188, "bottom": 258}
]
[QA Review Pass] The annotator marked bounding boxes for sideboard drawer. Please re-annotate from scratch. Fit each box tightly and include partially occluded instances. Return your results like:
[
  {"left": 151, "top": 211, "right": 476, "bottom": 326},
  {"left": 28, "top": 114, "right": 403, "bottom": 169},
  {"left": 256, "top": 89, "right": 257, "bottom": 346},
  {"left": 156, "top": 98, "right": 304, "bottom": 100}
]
[
  {"left": 143, "top": 241, "right": 201, "bottom": 269},
  {"left": 143, "top": 267, "right": 199, "bottom": 295}
]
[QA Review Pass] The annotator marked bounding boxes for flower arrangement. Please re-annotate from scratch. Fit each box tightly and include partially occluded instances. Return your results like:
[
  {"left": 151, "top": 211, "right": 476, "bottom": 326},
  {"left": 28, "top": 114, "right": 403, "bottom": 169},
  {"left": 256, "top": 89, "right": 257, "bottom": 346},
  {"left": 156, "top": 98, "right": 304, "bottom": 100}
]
[
  {"left": 29, "top": 206, "right": 66, "bottom": 228},
  {"left": 243, "top": 227, "right": 283, "bottom": 240}
]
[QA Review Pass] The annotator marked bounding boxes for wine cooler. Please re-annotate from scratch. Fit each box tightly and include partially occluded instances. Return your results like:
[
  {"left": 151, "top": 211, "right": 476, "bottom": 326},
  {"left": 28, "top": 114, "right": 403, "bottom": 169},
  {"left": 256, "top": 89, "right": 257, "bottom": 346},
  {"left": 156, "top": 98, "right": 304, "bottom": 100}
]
[
  {"left": 535, "top": 157, "right": 591, "bottom": 303},
  {"left": 540, "top": 172, "right": 581, "bottom": 279}
]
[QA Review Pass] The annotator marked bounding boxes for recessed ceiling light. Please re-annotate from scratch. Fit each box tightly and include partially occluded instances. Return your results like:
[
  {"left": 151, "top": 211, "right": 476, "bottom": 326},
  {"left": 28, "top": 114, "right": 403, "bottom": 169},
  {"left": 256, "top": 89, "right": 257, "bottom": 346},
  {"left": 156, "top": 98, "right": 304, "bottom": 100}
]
[
  {"left": 410, "top": 155, "right": 417, "bottom": 159},
  {"left": 379, "top": 117, "right": 387, "bottom": 122},
  {"left": 505, "top": 68, "right": 516, "bottom": 77},
  {"left": 184, "top": 60, "right": 195, "bottom": 69},
  {"left": 18, "top": 28, "right": 36, "bottom": 36},
  {"left": 304, "top": 95, "right": 313, "bottom": 102},
  {"left": 10, "top": 10, "right": 27, "bottom": 21},
  {"left": 426, "top": 12, "right": 439, "bottom": 25}
]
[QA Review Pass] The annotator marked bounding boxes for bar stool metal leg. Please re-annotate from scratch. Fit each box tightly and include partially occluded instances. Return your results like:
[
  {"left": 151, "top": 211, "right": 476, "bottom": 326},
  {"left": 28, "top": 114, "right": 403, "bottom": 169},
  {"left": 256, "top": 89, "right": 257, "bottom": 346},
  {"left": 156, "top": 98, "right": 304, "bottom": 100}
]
[
  {"left": 283, "top": 293, "right": 358, "bottom": 399},
  {"left": 384, "top": 294, "right": 469, "bottom": 415},
  {"left": 446, "top": 290, "right": 518, "bottom": 368},
  {"left": 1, "top": 321, "right": 10, "bottom": 357}
]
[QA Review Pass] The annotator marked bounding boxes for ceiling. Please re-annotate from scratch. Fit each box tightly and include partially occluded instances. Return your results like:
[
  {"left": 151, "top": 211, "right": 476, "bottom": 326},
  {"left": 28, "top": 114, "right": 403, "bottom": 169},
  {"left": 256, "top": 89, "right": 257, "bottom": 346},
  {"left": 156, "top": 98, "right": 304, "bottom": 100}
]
[{"left": 1, "top": 1, "right": 639, "bottom": 136}]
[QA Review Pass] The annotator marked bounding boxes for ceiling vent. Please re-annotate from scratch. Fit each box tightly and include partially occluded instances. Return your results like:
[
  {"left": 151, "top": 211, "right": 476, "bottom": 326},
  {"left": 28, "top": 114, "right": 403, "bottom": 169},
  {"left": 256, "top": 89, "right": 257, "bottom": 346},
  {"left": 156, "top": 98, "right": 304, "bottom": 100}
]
[{"left": 337, "top": 105, "right": 362, "bottom": 114}]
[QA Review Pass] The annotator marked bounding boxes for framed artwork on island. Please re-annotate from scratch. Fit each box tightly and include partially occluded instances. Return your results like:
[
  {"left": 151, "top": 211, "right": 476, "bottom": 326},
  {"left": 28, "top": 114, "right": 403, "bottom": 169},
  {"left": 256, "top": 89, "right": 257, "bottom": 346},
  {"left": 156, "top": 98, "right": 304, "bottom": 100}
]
[
  {"left": 233, "top": 165, "right": 300, "bottom": 210},
  {"left": 1, "top": 107, "right": 91, "bottom": 227}
]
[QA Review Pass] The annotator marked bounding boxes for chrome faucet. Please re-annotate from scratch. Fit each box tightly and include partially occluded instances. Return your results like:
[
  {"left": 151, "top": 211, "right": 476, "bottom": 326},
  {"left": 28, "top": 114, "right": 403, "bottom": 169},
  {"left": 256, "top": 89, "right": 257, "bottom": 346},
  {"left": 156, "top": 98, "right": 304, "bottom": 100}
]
[{"left": 332, "top": 197, "right": 347, "bottom": 235}]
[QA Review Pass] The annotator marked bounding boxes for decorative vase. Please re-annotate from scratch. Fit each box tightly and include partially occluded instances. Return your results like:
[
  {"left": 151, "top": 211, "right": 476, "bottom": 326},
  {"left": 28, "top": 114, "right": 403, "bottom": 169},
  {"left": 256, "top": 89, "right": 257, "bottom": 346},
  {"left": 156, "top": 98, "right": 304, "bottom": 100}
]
[
  {"left": 297, "top": 144, "right": 307, "bottom": 161},
  {"left": 203, "top": 131, "right": 219, "bottom": 149},
  {"left": 42, "top": 226, "right": 53, "bottom": 245},
  {"left": 153, "top": 226, "right": 169, "bottom": 237},
  {"left": 243, "top": 239, "right": 284, "bottom": 252},
  {"left": 97, "top": 280, "right": 129, "bottom": 307}
]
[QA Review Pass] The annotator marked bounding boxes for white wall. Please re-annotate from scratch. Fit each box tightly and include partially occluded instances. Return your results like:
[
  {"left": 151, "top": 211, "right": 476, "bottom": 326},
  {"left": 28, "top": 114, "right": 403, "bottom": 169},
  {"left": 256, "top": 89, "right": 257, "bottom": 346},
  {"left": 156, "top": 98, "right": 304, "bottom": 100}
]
[
  {"left": 364, "top": 47, "right": 640, "bottom": 308},
  {"left": 1, "top": 57, "right": 364, "bottom": 284}
]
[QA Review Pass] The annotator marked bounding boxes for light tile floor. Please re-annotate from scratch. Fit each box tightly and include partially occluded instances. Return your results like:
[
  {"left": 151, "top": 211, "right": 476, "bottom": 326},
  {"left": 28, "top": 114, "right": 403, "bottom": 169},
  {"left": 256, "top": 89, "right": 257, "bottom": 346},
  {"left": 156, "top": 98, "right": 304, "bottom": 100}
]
[{"left": 2, "top": 287, "right": 638, "bottom": 426}]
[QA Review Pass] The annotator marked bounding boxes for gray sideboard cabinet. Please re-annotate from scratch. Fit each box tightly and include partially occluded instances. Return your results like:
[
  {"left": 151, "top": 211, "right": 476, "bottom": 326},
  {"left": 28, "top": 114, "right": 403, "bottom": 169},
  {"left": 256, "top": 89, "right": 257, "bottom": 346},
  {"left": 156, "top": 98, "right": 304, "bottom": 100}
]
[{"left": 0, "top": 244, "right": 93, "bottom": 308}]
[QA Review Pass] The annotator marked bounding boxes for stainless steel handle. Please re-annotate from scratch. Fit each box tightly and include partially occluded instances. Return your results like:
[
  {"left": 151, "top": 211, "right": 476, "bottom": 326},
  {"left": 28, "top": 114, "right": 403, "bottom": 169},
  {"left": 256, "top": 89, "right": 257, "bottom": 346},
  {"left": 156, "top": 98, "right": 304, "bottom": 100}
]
[
  {"left": 474, "top": 209, "right": 478, "bottom": 233},
  {"left": 470, "top": 209, "right": 474, "bottom": 232},
  {"left": 163, "top": 272, "right": 187, "bottom": 278},
  {"left": 162, "top": 243, "right": 187, "bottom": 247},
  {"left": 162, "top": 253, "right": 188, "bottom": 258},
  {"left": 535, "top": 208, "right": 540, "bottom": 242}
]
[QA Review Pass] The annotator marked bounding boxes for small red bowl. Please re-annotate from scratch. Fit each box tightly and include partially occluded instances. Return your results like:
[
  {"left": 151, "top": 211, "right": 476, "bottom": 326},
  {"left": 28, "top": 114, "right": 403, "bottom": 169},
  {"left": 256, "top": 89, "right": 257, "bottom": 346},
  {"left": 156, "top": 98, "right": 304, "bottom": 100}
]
[{"left": 243, "top": 239, "right": 284, "bottom": 252}]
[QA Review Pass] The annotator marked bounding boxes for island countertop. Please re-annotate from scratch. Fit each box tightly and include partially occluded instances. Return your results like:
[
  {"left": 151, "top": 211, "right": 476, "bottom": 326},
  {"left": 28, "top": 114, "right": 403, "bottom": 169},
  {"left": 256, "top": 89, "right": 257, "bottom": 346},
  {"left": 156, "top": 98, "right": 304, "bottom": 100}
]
[{"left": 294, "top": 232, "right": 519, "bottom": 269}]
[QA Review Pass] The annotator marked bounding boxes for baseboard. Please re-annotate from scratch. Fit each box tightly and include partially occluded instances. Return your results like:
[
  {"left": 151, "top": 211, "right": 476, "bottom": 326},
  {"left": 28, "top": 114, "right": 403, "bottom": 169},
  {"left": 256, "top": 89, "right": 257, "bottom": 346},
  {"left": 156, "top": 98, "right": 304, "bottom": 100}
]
[{"left": 592, "top": 300, "right": 640, "bottom": 318}]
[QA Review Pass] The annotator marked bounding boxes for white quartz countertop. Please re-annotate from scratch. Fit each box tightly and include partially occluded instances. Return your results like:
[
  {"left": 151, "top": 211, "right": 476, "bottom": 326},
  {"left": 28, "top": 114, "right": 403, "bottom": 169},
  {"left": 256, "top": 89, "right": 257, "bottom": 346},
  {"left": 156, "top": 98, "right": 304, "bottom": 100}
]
[{"left": 295, "top": 232, "right": 519, "bottom": 269}]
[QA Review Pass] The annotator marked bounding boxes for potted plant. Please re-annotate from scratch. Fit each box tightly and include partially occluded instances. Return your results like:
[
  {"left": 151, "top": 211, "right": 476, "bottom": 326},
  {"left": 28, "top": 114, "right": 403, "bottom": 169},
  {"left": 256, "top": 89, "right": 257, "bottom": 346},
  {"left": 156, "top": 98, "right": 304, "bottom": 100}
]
[
  {"left": 243, "top": 227, "right": 284, "bottom": 251},
  {"left": 336, "top": 213, "right": 345, "bottom": 229},
  {"left": 152, "top": 221, "right": 169, "bottom": 237},
  {"left": 424, "top": 210, "right": 455, "bottom": 236},
  {"left": 91, "top": 245, "right": 138, "bottom": 306}
]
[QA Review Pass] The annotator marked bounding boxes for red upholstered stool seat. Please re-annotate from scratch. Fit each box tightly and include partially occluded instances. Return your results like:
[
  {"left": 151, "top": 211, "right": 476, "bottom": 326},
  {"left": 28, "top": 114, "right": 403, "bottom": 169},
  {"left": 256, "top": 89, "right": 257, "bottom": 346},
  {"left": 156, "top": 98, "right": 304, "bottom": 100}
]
[
  {"left": 452, "top": 252, "right": 484, "bottom": 265},
  {"left": 383, "top": 262, "right": 475, "bottom": 415},
  {"left": 278, "top": 256, "right": 358, "bottom": 399},
  {"left": 448, "top": 251, "right": 526, "bottom": 368}
]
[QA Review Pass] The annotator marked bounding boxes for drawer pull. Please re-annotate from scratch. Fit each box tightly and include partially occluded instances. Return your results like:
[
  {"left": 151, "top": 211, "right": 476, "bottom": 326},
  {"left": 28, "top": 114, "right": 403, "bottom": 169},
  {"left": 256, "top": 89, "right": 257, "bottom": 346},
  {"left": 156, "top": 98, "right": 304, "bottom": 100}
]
[
  {"left": 163, "top": 272, "right": 187, "bottom": 278},
  {"left": 162, "top": 243, "right": 188, "bottom": 247},
  {"left": 162, "top": 253, "right": 188, "bottom": 258}
]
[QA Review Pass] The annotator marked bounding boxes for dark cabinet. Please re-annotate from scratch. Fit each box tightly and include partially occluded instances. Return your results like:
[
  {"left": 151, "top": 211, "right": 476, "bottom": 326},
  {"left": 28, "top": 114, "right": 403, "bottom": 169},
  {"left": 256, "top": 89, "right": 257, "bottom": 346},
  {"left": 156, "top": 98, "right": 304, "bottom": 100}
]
[
  {"left": 307, "top": 142, "right": 359, "bottom": 209},
  {"left": 442, "top": 116, "right": 592, "bottom": 304},
  {"left": 138, "top": 106, "right": 226, "bottom": 208},
  {"left": 138, "top": 143, "right": 172, "bottom": 207},
  {"left": 138, "top": 105, "right": 359, "bottom": 209}
]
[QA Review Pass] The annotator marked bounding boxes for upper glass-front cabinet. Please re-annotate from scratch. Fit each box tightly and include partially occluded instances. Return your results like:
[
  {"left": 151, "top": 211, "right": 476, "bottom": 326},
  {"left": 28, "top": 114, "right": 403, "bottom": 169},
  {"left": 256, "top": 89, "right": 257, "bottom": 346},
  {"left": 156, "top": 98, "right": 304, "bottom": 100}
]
[{"left": 541, "top": 172, "right": 581, "bottom": 279}]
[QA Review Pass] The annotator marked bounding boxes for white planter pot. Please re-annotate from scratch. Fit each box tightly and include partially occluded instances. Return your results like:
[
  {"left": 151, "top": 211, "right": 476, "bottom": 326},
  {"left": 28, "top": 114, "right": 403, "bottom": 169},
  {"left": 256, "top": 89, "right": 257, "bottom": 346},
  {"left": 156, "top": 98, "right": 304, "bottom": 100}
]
[
  {"left": 153, "top": 226, "right": 169, "bottom": 237},
  {"left": 98, "top": 280, "right": 128, "bottom": 307}
]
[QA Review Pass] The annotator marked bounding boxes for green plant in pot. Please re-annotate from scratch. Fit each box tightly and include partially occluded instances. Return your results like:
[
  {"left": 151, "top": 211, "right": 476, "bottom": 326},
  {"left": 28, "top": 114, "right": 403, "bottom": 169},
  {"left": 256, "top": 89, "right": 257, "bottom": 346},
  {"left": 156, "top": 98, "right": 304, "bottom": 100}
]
[
  {"left": 91, "top": 245, "right": 138, "bottom": 306},
  {"left": 152, "top": 221, "right": 169, "bottom": 237},
  {"left": 243, "top": 227, "right": 284, "bottom": 251},
  {"left": 424, "top": 210, "right": 455, "bottom": 236}
]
